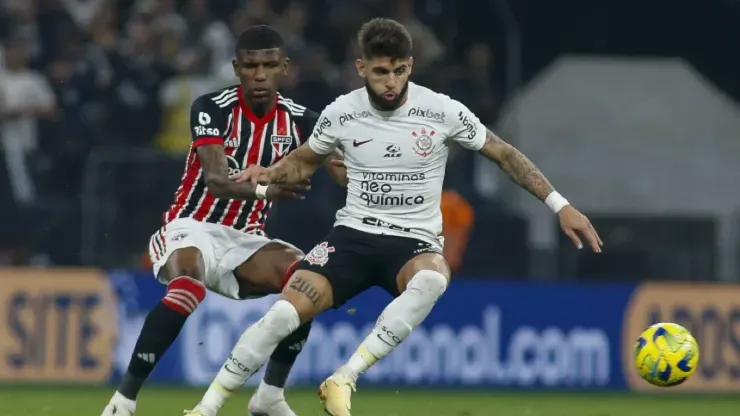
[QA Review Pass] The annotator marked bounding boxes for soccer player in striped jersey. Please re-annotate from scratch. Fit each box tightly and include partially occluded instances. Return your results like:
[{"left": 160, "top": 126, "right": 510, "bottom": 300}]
[{"left": 101, "top": 26, "right": 347, "bottom": 416}]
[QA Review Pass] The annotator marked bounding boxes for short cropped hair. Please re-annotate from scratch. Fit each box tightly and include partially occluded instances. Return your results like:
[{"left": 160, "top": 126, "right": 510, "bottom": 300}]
[
  {"left": 357, "top": 18, "right": 412, "bottom": 60},
  {"left": 236, "top": 25, "right": 284, "bottom": 52}
]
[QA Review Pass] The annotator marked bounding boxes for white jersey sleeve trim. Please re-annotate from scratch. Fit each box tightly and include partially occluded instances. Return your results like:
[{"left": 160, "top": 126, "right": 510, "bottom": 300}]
[
  {"left": 444, "top": 96, "right": 487, "bottom": 151},
  {"left": 308, "top": 135, "right": 335, "bottom": 155},
  {"left": 308, "top": 100, "right": 343, "bottom": 155}
]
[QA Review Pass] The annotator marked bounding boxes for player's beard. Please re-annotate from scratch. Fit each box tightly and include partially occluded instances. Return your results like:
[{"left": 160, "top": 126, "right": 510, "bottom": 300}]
[{"left": 365, "top": 80, "right": 409, "bottom": 111}]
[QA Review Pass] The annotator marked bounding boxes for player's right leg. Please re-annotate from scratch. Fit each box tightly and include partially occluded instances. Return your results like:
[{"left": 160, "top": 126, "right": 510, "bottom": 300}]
[
  {"left": 188, "top": 270, "right": 333, "bottom": 416},
  {"left": 229, "top": 240, "right": 312, "bottom": 415},
  {"left": 189, "top": 229, "right": 366, "bottom": 416},
  {"left": 102, "top": 247, "right": 208, "bottom": 416}
]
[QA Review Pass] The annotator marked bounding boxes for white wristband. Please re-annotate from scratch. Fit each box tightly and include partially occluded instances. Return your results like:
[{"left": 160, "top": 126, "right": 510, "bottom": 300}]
[
  {"left": 545, "top": 191, "right": 569, "bottom": 213},
  {"left": 255, "top": 184, "right": 269, "bottom": 200}
]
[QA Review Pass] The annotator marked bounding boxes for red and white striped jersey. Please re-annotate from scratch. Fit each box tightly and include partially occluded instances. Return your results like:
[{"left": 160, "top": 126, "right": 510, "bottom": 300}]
[{"left": 164, "top": 85, "right": 318, "bottom": 232}]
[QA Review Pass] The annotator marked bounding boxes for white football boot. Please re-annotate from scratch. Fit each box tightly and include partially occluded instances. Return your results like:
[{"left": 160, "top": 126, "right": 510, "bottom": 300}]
[
  {"left": 318, "top": 372, "right": 356, "bottom": 416},
  {"left": 247, "top": 395, "right": 297, "bottom": 416},
  {"left": 100, "top": 393, "right": 136, "bottom": 416}
]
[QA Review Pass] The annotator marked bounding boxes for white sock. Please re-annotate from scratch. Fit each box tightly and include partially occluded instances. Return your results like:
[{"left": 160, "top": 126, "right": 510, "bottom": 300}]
[
  {"left": 339, "top": 270, "right": 447, "bottom": 381},
  {"left": 110, "top": 391, "right": 136, "bottom": 411},
  {"left": 197, "top": 300, "right": 300, "bottom": 414},
  {"left": 254, "top": 381, "right": 284, "bottom": 403}
]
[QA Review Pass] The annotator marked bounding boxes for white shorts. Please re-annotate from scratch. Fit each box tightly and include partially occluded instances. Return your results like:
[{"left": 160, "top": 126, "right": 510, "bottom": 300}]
[{"left": 148, "top": 218, "right": 299, "bottom": 299}]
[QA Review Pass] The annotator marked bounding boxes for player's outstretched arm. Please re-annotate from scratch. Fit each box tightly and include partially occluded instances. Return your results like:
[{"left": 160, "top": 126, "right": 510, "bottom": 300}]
[
  {"left": 198, "top": 144, "right": 309, "bottom": 200},
  {"left": 265, "top": 143, "right": 331, "bottom": 184},
  {"left": 240, "top": 108, "right": 341, "bottom": 187},
  {"left": 478, "top": 129, "right": 554, "bottom": 201},
  {"left": 478, "top": 129, "right": 603, "bottom": 252}
]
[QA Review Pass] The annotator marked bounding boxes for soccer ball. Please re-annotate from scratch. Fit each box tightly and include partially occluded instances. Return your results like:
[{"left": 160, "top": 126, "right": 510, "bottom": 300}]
[{"left": 633, "top": 322, "right": 699, "bottom": 387}]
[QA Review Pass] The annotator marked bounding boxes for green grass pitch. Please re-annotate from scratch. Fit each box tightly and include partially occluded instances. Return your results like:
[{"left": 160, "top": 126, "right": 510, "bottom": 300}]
[{"left": 0, "top": 386, "right": 737, "bottom": 416}]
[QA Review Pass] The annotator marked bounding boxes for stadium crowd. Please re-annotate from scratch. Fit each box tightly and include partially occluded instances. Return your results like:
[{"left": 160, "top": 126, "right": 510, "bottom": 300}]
[{"left": 0, "top": 0, "right": 503, "bottom": 267}]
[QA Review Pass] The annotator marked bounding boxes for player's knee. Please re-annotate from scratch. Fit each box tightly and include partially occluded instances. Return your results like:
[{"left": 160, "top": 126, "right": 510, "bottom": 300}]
[
  {"left": 162, "top": 276, "right": 207, "bottom": 316},
  {"left": 170, "top": 265, "right": 202, "bottom": 280},
  {"left": 279, "top": 292, "right": 323, "bottom": 324},
  {"left": 163, "top": 247, "right": 206, "bottom": 281},
  {"left": 280, "top": 273, "right": 332, "bottom": 323},
  {"left": 407, "top": 269, "right": 448, "bottom": 299}
]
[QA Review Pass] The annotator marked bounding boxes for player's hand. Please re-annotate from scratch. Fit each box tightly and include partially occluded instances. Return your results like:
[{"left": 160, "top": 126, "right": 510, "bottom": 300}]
[
  {"left": 558, "top": 205, "right": 603, "bottom": 252},
  {"left": 266, "top": 181, "right": 311, "bottom": 200},
  {"left": 230, "top": 165, "right": 273, "bottom": 187},
  {"left": 329, "top": 159, "right": 347, "bottom": 169}
]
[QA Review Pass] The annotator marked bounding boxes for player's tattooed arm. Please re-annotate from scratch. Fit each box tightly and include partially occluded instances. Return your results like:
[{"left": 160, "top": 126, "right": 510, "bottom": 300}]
[
  {"left": 478, "top": 129, "right": 554, "bottom": 202},
  {"left": 197, "top": 144, "right": 260, "bottom": 199},
  {"left": 267, "top": 143, "right": 330, "bottom": 184}
]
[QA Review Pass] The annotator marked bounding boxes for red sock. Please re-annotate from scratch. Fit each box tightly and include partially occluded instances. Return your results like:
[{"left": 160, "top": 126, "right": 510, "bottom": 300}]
[
  {"left": 162, "top": 276, "right": 207, "bottom": 316},
  {"left": 280, "top": 259, "right": 301, "bottom": 291}
]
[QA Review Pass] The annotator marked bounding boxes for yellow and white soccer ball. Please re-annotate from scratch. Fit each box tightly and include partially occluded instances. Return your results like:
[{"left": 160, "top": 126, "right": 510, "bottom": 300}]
[{"left": 633, "top": 322, "right": 699, "bottom": 387}]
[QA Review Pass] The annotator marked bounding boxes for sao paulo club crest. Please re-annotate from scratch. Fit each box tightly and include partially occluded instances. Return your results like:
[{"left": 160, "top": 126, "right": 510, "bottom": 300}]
[
  {"left": 271, "top": 134, "right": 292, "bottom": 157},
  {"left": 305, "top": 242, "right": 335, "bottom": 266},
  {"left": 411, "top": 128, "right": 436, "bottom": 157}
]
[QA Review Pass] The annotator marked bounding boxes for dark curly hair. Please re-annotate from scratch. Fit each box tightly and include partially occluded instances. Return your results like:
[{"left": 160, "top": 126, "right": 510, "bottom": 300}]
[{"left": 357, "top": 18, "right": 413, "bottom": 60}]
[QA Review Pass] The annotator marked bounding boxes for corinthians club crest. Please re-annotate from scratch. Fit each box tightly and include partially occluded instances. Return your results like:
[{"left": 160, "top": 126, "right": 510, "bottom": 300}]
[
  {"left": 305, "top": 241, "right": 335, "bottom": 266},
  {"left": 411, "top": 128, "right": 436, "bottom": 157}
]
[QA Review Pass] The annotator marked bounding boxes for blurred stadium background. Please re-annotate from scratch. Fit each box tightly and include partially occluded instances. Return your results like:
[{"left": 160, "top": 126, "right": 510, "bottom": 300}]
[{"left": 1, "top": 0, "right": 740, "bottom": 414}]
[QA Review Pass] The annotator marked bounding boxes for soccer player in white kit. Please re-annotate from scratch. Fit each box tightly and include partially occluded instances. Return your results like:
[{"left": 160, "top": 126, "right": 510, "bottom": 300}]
[{"left": 186, "top": 18, "right": 603, "bottom": 416}]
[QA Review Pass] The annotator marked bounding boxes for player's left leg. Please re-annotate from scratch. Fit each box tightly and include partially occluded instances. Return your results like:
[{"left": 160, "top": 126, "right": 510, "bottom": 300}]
[
  {"left": 320, "top": 251, "right": 450, "bottom": 416},
  {"left": 189, "top": 226, "right": 368, "bottom": 416},
  {"left": 231, "top": 242, "right": 314, "bottom": 416}
]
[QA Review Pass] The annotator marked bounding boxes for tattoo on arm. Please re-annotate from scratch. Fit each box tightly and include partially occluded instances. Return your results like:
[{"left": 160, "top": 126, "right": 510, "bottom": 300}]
[
  {"left": 270, "top": 157, "right": 304, "bottom": 184},
  {"left": 480, "top": 129, "right": 554, "bottom": 201},
  {"left": 269, "top": 145, "right": 328, "bottom": 184},
  {"left": 288, "top": 276, "right": 322, "bottom": 306}
]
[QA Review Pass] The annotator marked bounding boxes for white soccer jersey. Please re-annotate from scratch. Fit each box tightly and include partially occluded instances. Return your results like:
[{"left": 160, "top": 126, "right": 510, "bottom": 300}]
[{"left": 308, "top": 82, "right": 487, "bottom": 248}]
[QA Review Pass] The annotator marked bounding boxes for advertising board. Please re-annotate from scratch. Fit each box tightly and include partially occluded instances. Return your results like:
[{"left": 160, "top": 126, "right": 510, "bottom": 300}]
[{"left": 0, "top": 269, "right": 117, "bottom": 382}]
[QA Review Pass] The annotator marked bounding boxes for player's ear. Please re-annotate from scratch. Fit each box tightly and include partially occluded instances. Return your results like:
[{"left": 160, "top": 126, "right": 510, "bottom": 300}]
[
  {"left": 407, "top": 56, "right": 414, "bottom": 75},
  {"left": 232, "top": 59, "right": 238, "bottom": 77},
  {"left": 355, "top": 59, "right": 365, "bottom": 78},
  {"left": 283, "top": 57, "right": 291, "bottom": 75}
]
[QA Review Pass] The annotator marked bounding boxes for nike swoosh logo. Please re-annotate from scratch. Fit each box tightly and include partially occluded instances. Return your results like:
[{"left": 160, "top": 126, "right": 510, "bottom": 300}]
[
  {"left": 353, "top": 139, "right": 373, "bottom": 147},
  {"left": 376, "top": 334, "right": 396, "bottom": 347},
  {"left": 224, "top": 364, "right": 242, "bottom": 375}
]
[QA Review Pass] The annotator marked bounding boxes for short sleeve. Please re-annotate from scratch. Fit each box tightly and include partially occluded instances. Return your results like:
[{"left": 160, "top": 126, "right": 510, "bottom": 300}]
[
  {"left": 307, "top": 109, "right": 340, "bottom": 155},
  {"left": 445, "top": 98, "right": 487, "bottom": 151},
  {"left": 190, "top": 95, "right": 227, "bottom": 148},
  {"left": 293, "top": 109, "right": 319, "bottom": 146}
]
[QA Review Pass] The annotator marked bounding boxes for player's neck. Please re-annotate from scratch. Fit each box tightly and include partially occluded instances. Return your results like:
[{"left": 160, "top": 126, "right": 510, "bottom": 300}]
[{"left": 243, "top": 94, "right": 276, "bottom": 118}]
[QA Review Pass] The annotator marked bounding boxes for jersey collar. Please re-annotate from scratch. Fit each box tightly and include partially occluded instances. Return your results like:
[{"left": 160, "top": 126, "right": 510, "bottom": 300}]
[{"left": 238, "top": 86, "right": 278, "bottom": 126}]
